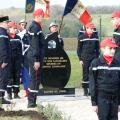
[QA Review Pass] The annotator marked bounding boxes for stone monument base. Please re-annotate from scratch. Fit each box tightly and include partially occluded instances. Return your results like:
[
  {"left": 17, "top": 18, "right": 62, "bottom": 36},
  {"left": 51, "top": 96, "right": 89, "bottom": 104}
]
[{"left": 38, "top": 88, "right": 75, "bottom": 96}]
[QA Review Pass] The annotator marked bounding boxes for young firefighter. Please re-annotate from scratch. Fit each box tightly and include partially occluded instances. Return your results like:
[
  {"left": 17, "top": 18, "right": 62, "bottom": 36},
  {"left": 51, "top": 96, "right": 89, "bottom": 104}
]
[
  {"left": 17, "top": 19, "right": 30, "bottom": 97},
  {"left": 7, "top": 21, "right": 22, "bottom": 99},
  {"left": 27, "top": 9, "right": 45, "bottom": 108},
  {"left": 90, "top": 38, "right": 120, "bottom": 120},
  {"left": 77, "top": 23, "right": 100, "bottom": 96},
  {"left": 111, "top": 11, "right": 120, "bottom": 61}
]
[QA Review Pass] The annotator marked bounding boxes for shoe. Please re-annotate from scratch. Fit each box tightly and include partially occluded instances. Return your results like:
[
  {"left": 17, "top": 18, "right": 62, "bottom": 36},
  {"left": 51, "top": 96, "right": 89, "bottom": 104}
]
[
  {"left": 1, "top": 98, "right": 11, "bottom": 104},
  {"left": 83, "top": 88, "right": 88, "bottom": 96},
  {"left": 14, "top": 93, "right": 20, "bottom": 99},
  {"left": 27, "top": 103, "right": 37, "bottom": 108},
  {"left": 7, "top": 93, "right": 12, "bottom": 100}
]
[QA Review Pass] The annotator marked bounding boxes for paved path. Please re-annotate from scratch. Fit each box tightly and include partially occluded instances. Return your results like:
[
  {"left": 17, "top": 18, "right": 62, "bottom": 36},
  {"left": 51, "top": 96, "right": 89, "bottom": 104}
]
[{"left": 2, "top": 89, "right": 120, "bottom": 120}]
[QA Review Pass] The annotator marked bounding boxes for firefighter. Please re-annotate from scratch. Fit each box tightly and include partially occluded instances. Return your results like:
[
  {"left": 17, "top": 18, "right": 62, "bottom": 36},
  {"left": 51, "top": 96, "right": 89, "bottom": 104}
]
[
  {"left": 77, "top": 23, "right": 100, "bottom": 96},
  {"left": 7, "top": 21, "right": 22, "bottom": 99},
  {"left": 27, "top": 9, "right": 45, "bottom": 108},
  {"left": 90, "top": 38, "right": 120, "bottom": 120},
  {"left": 46, "top": 22, "right": 64, "bottom": 48},
  {"left": 111, "top": 11, "right": 120, "bottom": 61},
  {"left": 17, "top": 19, "right": 29, "bottom": 97},
  {"left": 0, "top": 16, "right": 11, "bottom": 104}
]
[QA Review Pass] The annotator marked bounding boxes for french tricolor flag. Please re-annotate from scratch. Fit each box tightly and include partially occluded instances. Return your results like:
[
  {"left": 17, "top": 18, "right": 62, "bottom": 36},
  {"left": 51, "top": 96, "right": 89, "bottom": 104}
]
[{"left": 63, "top": 0, "right": 92, "bottom": 25}]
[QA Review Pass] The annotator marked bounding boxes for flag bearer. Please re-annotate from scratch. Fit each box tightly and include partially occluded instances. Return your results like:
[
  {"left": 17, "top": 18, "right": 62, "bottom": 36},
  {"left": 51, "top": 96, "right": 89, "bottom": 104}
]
[{"left": 77, "top": 23, "right": 100, "bottom": 96}]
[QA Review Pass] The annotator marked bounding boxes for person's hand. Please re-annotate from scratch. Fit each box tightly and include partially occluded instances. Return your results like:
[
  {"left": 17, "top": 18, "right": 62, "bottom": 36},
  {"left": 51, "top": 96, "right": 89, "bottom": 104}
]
[
  {"left": 80, "top": 60, "right": 84, "bottom": 65},
  {"left": 118, "top": 105, "right": 120, "bottom": 112},
  {"left": 34, "top": 62, "right": 40, "bottom": 71},
  {"left": 1, "top": 63, "right": 8, "bottom": 68},
  {"left": 92, "top": 106, "right": 98, "bottom": 113}
]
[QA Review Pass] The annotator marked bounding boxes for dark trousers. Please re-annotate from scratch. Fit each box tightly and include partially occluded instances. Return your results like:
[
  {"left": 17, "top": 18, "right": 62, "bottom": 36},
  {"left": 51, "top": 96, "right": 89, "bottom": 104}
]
[
  {"left": 28, "top": 57, "right": 42, "bottom": 104},
  {"left": 0, "top": 65, "right": 10, "bottom": 91},
  {"left": 7, "top": 56, "right": 21, "bottom": 94},
  {"left": 82, "top": 59, "right": 92, "bottom": 88},
  {"left": 97, "top": 97, "right": 118, "bottom": 120},
  {"left": 114, "top": 49, "right": 120, "bottom": 63}
]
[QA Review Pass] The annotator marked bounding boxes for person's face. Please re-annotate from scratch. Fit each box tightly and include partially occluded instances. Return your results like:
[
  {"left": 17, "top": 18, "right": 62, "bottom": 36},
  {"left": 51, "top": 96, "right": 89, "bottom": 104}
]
[
  {"left": 111, "top": 17, "right": 120, "bottom": 28},
  {"left": 1, "top": 21, "right": 9, "bottom": 29},
  {"left": 50, "top": 26, "right": 58, "bottom": 33},
  {"left": 36, "top": 15, "right": 44, "bottom": 23},
  {"left": 19, "top": 23, "right": 26, "bottom": 30},
  {"left": 102, "top": 46, "right": 116, "bottom": 57},
  {"left": 86, "top": 27, "right": 94, "bottom": 35},
  {"left": 9, "top": 27, "right": 17, "bottom": 34}
]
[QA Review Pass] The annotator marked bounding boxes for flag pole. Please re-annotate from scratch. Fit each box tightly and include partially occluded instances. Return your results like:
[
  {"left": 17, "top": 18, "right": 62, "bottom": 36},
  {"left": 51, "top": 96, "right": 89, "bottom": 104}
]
[
  {"left": 25, "top": 0, "right": 27, "bottom": 22},
  {"left": 99, "top": 15, "right": 102, "bottom": 41},
  {"left": 58, "top": 16, "right": 64, "bottom": 34}
]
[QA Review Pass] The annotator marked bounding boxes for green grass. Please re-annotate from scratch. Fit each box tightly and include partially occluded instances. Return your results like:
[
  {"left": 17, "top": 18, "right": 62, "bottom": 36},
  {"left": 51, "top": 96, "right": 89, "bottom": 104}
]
[{"left": 66, "top": 51, "right": 82, "bottom": 88}]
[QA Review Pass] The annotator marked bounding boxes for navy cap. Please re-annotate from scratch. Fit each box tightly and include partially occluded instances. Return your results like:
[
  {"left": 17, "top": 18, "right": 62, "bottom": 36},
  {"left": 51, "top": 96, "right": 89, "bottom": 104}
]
[{"left": 0, "top": 16, "right": 9, "bottom": 23}]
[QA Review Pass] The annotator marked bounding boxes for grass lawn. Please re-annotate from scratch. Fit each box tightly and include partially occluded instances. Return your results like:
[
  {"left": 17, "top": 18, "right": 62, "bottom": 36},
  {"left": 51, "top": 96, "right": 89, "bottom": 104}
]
[{"left": 66, "top": 51, "right": 82, "bottom": 88}]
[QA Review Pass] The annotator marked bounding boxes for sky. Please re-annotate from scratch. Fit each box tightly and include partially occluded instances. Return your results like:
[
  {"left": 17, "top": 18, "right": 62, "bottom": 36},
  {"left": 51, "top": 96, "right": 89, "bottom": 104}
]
[{"left": 0, "top": 0, "right": 120, "bottom": 9}]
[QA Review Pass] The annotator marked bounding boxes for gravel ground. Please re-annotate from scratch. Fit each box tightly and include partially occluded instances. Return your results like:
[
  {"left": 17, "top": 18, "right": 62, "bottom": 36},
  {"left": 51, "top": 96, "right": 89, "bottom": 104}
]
[{"left": 2, "top": 89, "right": 120, "bottom": 120}]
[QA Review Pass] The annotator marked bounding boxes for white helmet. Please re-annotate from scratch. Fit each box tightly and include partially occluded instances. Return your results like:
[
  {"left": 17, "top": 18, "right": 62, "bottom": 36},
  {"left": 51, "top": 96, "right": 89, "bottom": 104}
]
[
  {"left": 49, "top": 22, "right": 58, "bottom": 29},
  {"left": 19, "top": 19, "right": 27, "bottom": 25}
]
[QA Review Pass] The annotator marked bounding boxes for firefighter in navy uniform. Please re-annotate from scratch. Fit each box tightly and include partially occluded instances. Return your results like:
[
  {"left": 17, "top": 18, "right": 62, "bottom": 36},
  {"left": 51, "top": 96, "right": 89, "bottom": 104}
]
[
  {"left": 0, "top": 16, "right": 11, "bottom": 104},
  {"left": 17, "top": 19, "right": 29, "bottom": 96},
  {"left": 46, "top": 22, "right": 64, "bottom": 48},
  {"left": 7, "top": 21, "right": 22, "bottom": 99},
  {"left": 77, "top": 23, "right": 100, "bottom": 96},
  {"left": 27, "top": 9, "right": 45, "bottom": 108},
  {"left": 90, "top": 38, "right": 120, "bottom": 120},
  {"left": 111, "top": 11, "right": 120, "bottom": 61}
]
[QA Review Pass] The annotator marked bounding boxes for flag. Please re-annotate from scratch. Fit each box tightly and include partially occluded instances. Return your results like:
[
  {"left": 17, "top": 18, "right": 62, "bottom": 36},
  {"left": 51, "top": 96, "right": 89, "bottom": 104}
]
[
  {"left": 44, "top": 0, "right": 50, "bottom": 18},
  {"left": 80, "top": 10, "right": 92, "bottom": 25},
  {"left": 63, "top": 0, "right": 91, "bottom": 25},
  {"left": 35, "top": 0, "right": 50, "bottom": 19},
  {"left": 25, "top": 0, "right": 35, "bottom": 13}
]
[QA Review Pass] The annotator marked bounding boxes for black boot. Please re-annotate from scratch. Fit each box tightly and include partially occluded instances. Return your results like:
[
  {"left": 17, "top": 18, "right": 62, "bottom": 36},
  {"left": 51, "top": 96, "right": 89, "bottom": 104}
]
[
  {"left": 14, "top": 93, "right": 20, "bottom": 99},
  {"left": 27, "top": 93, "right": 37, "bottom": 108},
  {"left": 7, "top": 93, "right": 12, "bottom": 100},
  {"left": 0, "top": 92, "right": 11, "bottom": 104},
  {"left": 1, "top": 98, "right": 11, "bottom": 104},
  {"left": 27, "top": 102, "right": 37, "bottom": 108},
  {"left": 83, "top": 88, "right": 88, "bottom": 96}
]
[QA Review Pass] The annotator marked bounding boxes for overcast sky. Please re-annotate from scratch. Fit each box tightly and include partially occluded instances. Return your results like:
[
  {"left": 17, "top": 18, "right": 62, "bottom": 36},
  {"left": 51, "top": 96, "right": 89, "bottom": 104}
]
[{"left": 0, "top": 0, "right": 120, "bottom": 9}]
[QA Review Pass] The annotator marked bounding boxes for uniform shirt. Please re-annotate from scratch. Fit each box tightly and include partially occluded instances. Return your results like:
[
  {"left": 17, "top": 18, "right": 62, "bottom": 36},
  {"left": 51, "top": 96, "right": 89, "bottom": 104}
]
[
  {"left": 0, "top": 27, "right": 10, "bottom": 64},
  {"left": 17, "top": 29, "right": 29, "bottom": 56},
  {"left": 28, "top": 21, "right": 45, "bottom": 62},
  {"left": 90, "top": 56, "right": 120, "bottom": 106},
  {"left": 9, "top": 34, "right": 22, "bottom": 57},
  {"left": 77, "top": 30, "right": 99, "bottom": 61}
]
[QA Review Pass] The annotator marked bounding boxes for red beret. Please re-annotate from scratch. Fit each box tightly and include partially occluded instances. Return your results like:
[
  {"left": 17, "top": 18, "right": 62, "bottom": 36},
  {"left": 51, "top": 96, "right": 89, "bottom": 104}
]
[
  {"left": 33, "top": 9, "right": 44, "bottom": 17},
  {"left": 85, "top": 23, "right": 95, "bottom": 29},
  {"left": 100, "top": 38, "right": 118, "bottom": 48},
  {"left": 8, "top": 21, "right": 17, "bottom": 29},
  {"left": 111, "top": 11, "right": 120, "bottom": 18}
]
